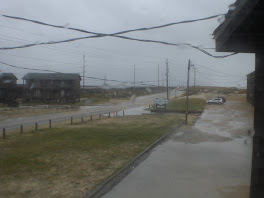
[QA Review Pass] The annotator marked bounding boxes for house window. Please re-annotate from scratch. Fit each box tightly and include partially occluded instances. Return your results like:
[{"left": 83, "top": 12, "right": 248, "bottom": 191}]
[
  {"left": 53, "top": 80, "right": 61, "bottom": 85},
  {"left": 61, "top": 90, "right": 65, "bottom": 97},
  {"left": 35, "top": 89, "right": 40, "bottom": 97}
]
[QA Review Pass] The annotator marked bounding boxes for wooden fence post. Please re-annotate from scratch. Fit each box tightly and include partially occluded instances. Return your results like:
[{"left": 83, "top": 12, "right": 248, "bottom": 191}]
[
  {"left": 81, "top": 117, "right": 83, "bottom": 123},
  {"left": 90, "top": 115, "right": 92, "bottom": 121},
  {"left": 35, "top": 123, "right": 38, "bottom": 130},
  {"left": 116, "top": 112, "right": 118, "bottom": 117},
  {"left": 71, "top": 117, "right": 73, "bottom": 125},
  {"left": 49, "top": 120, "right": 51, "bottom": 128},
  {"left": 20, "top": 125, "right": 23, "bottom": 135},
  {"left": 99, "top": 114, "right": 101, "bottom": 120},
  {"left": 123, "top": 110, "right": 125, "bottom": 116},
  {"left": 108, "top": 113, "right": 110, "bottom": 118},
  {"left": 3, "top": 128, "right": 6, "bottom": 139}
]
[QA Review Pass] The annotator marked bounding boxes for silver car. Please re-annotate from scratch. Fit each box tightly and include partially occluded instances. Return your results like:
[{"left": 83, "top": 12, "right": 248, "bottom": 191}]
[{"left": 206, "top": 98, "right": 224, "bottom": 104}]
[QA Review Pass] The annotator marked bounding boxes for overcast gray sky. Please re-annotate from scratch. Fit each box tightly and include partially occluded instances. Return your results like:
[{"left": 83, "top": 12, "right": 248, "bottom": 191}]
[{"left": 0, "top": 0, "right": 254, "bottom": 88}]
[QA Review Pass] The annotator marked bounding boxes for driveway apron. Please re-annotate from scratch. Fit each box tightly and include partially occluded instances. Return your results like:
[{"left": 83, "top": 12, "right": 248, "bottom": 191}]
[{"left": 102, "top": 100, "right": 253, "bottom": 198}]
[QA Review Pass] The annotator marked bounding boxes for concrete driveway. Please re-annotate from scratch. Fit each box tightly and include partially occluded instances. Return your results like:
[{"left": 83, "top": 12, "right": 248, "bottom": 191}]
[{"left": 102, "top": 98, "right": 253, "bottom": 198}]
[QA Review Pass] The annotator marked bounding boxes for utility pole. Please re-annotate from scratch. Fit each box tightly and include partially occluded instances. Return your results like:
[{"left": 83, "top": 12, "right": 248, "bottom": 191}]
[
  {"left": 104, "top": 74, "right": 106, "bottom": 99},
  {"left": 185, "top": 59, "right": 193, "bottom": 125},
  {"left": 162, "top": 72, "right": 164, "bottom": 87},
  {"left": 134, "top": 64, "right": 135, "bottom": 91},
  {"left": 158, "top": 64, "right": 160, "bottom": 87},
  {"left": 166, "top": 59, "right": 169, "bottom": 100},
  {"left": 83, "top": 55, "right": 85, "bottom": 93},
  {"left": 193, "top": 67, "right": 196, "bottom": 94}
]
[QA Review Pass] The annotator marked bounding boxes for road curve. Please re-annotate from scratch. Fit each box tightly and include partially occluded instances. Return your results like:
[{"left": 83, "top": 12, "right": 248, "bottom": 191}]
[{"left": 0, "top": 91, "right": 180, "bottom": 130}]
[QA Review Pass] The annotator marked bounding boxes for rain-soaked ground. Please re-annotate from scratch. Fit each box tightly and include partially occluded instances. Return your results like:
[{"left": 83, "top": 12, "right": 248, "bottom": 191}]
[{"left": 102, "top": 100, "right": 253, "bottom": 198}]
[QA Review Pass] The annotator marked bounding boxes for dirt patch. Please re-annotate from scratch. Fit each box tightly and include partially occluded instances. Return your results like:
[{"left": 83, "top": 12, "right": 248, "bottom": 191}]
[{"left": 217, "top": 185, "right": 250, "bottom": 198}]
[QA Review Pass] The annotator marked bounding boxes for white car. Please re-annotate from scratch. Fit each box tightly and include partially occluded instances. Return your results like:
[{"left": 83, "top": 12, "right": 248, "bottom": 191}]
[{"left": 206, "top": 98, "right": 223, "bottom": 104}]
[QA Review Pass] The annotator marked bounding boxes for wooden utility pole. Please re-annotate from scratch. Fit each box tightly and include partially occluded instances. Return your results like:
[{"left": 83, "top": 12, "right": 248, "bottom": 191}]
[
  {"left": 83, "top": 55, "right": 85, "bottom": 93},
  {"left": 185, "top": 59, "right": 191, "bottom": 125},
  {"left": 193, "top": 67, "right": 196, "bottom": 94},
  {"left": 158, "top": 64, "right": 160, "bottom": 87},
  {"left": 104, "top": 74, "right": 106, "bottom": 99},
  {"left": 166, "top": 59, "right": 169, "bottom": 100},
  {"left": 134, "top": 64, "right": 135, "bottom": 91}
]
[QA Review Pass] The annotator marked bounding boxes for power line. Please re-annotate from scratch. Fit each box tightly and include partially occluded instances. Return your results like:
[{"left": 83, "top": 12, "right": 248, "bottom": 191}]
[
  {"left": 0, "top": 52, "right": 82, "bottom": 66},
  {"left": 0, "top": 14, "right": 238, "bottom": 58},
  {"left": 197, "top": 70, "right": 244, "bottom": 78},
  {"left": 1, "top": 13, "right": 223, "bottom": 37},
  {"left": 198, "top": 71, "right": 246, "bottom": 84},
  {"left": 1, "top": 61, "right": 60, "bottom": 73},
  {"left": 194, "top": 64, "right": 242, "bottom": 77},
  {"left": 1, "top": 61, "right": 157, "bottom": 87},
  {"left": 0, "top": 29, "right": 176, "bottom": 62},
  {"left": 0, "top": 33, "right": 121, "bottom": 60},
  {"left": 0, "top": 34, "right": 238, "bottom": 58}
]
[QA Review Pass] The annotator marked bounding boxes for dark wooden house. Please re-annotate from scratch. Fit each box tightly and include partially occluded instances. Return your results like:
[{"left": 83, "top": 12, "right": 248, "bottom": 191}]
[
  {"left": 0, "top": 73, "right": 18, "bottom": 103},
  {"left": 213, "top": 0, "right": 264, "bottom": 197},
  {"left": 22, "top": 73, "right": 81, "bottom": 103},
  {"left": 247, "top": 71, "right": 254, "bottom": 105}
]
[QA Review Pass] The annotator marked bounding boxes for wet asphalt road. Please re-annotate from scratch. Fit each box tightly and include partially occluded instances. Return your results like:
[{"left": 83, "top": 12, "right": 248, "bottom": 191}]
[
  {"left": 102, "top": 100, "right": 253, "bottom": 198},
  {"left": 0, "top": 91, "right": 179, "bottom": 130}
]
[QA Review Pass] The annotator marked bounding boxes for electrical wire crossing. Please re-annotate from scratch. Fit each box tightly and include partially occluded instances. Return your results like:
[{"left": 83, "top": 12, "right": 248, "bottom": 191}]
[
  {"left": 1, "top": 14, "right": 224, "bottom": 36},
  {"left": 0, "top": 14, "right": 238, "bottom": 58}
]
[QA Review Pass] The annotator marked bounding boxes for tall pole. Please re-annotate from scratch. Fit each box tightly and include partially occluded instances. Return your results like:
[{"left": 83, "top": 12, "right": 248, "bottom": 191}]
[
  {"left": 194, "top": 67, "right": 196, "bottom": 94},
  {"left": 158, "top": 64, "right": 160, "bottom": 87},
  {"left": 134, "top": 64, "right": 135, "bottom": 91},
  {"left": 185, "top": 59, "right": 191, "bottom": 125},
  {"left": 166, "top": 59, "right": 169, "bottom": 100},
  {"left": 104, "top": 74, "right": 106, "bottom": 99},
  {"left": 83, "top": 55, "right": 85, "bottom": 93}
]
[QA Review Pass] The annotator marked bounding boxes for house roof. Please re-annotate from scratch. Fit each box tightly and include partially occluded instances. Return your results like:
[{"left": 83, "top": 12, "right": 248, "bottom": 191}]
[
  {"left": 0, "top": 73, "right": 18, "bottom": 80},
  {"left": 246, "top": 71, "right": 255, "bottom": 77},
  {"left": 22, "top": 73, "right": 81, "bottom": 80},
  {"left": 213, "top": 0, "right": 263, "bottom": 52}
]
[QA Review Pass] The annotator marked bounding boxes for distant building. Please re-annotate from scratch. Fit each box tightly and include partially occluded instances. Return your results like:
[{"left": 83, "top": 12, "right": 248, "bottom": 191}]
[
  {"left": 22, "top": 73, "right": 81, "bottom": 103},
  {"left": 0, "top": 73, "right": 18, "bottom": 103},
  {"left": 247, "top": 71, "right": 254, "bottom": 105}
]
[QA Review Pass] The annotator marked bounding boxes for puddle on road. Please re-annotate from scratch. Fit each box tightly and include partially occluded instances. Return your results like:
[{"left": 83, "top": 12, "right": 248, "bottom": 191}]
[
  {"left": 121, "top": 106, "right": 151, "bottom": 116},
  {"left": 101, "top": 106, "right": 152, "bottom": 117},
  {"left": 79, "top": 105, "right": 103, "bottom": 110}
]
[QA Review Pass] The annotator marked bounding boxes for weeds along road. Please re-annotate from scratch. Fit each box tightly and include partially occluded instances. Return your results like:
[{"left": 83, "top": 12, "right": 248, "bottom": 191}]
[{"left": 0, "top": 91, "right": 181, "bottom": 130}]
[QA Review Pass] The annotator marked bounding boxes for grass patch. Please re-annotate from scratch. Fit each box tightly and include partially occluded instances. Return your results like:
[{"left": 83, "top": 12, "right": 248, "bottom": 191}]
[
  {"left": 167, "top": 98, "right": 206, "bottom": 112},
  {"left": 0, "top": 114, "right": 183, "bottom": 198}
]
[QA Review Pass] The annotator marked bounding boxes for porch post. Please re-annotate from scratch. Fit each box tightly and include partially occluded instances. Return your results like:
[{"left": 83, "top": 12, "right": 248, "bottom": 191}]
[{"left": 250, "top": 52, "right": 264, "bottom": 198}]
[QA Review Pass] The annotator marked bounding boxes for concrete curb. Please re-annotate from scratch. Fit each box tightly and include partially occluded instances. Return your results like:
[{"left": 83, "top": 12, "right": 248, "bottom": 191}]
[{"left": 84, "top": 122, "right": 184, "bottom": 198}]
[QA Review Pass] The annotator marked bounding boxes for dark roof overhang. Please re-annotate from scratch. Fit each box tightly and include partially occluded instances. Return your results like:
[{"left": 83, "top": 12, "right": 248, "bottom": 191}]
[{"left": 213, "top": 0, "right": 264, "bottom": 53}]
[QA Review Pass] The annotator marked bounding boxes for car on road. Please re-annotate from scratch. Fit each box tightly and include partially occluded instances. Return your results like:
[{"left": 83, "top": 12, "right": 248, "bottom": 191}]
[
  {"left": 218, "top": 97, "right": 226, "bottom": 103},
  {"left": 206, "top": 98, "right": 224, "bottom": 104}
]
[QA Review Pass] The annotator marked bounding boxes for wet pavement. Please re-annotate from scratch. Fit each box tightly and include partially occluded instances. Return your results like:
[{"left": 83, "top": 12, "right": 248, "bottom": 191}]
[
  {"left": 102, "top": 100, "right": 253, "bottom": 198},
  {"left": 0, "top": 92, "right": 175, "bottom": 130}
]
